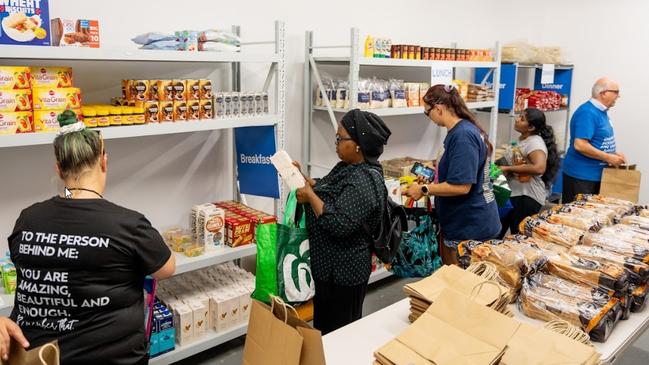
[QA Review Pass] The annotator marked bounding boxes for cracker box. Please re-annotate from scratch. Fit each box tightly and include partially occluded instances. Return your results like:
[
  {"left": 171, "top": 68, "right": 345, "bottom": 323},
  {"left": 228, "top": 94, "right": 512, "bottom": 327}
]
[
  {"left": 173, "top": 100, "right": 188, "bottom": 122},
  {"left": 157, "top": 80, "right": 173, "bottom": 101},
  {"left": 0, "top": 66, "right": 31, "bottom": 89},
  {"left": 29, "top": 66, "right": 73, "bottom": 88},
  {"left": 159, "top": 101, "right": 174, "bottom": 122},
  {"left": 0, "top": 89, "right": 31, "bottom": 112},
  {"left": 187, "top": 79, "right": 200, "bottom": 100},
  {"left": 172, "top": 79, "right": 187, "bottom": 101},
  {"left": 50, "top": 18, "right": 100, "bottom": 48},
  {"left": 0, "top": 0, "right": 51, "bottom": 46},
  {"left": 199, "top": 79, "right": 212, "bottom": 100},
  {"left": 199, "top": 98, "right": 213, "bottom": 119},
  {"left": 0, "top": 111, "right": 32, "bottom": 134},
  {"left": 225, "top": 214, "right": 253, "bottom": 247},
  {"left": 32, "top": 87, "right": 81, "bottom": 110},
  {"left": 187, "top": 100, "right": 200, "bottom": 121},
  {"left": 34, "top": 109, "right": 79, "bottom": 132}
]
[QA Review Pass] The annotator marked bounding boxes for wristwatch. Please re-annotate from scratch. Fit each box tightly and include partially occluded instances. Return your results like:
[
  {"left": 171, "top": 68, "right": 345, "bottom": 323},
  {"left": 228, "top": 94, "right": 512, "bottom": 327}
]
[{"left": 421, "top": 184, "right": 430, "bottom": 196}]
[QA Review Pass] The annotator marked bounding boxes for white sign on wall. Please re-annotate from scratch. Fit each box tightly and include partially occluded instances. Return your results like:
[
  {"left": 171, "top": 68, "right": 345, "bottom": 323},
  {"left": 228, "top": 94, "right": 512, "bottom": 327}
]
[
  {"left": 430, "top": 66, "right": 454, "bottom": 86},
  {"left": 541, "top": 64, "right": 556, "bottom": 84}
]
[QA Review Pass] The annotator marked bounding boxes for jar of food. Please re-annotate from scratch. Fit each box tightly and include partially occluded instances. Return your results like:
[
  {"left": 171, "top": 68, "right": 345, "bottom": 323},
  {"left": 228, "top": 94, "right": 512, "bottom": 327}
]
[
  {"left": 109, "top": 106, "right": 122, "bottom": 126},
  {"left": 133, "top": 106, "right": 145, "bottom": 124},
  {"left": 121, "top": 106, "right": 134, "bottom": 125},
  {"left": 96, "top": 106, "right": 110, "bottom": 127},
  {"left": 81, "top": 107, "right": 97, "bottom": 128}
]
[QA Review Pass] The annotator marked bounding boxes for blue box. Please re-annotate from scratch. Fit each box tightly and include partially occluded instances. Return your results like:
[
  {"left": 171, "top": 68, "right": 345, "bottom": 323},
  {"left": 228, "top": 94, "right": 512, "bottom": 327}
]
[{"left": 0, "top": 0, "right": 51, "bottom": 46}]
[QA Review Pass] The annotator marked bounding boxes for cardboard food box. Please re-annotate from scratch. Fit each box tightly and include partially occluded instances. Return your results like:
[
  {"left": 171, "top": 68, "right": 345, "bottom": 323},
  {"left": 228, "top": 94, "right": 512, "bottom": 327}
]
[
  {"left": 50, "top": 18, "right": 99, "bottom": 48},
  {"left": 0, "top": 66, "right": 31, "bottom": 89},
  {"left": 32, "top": 87, "right": 81, "bottom": 110},
  {"left": 187, "top": 100, "right": 200, "bottom": 121},
  {"left": 0, "top": 111, "right": 32, "bottom": 134},
  {"left": 199, "top": 98, "right": 213, "bottom": 119},
  {"left": 0, "top": 89, "right": 31, "bottom": 112},
  {"left": 225, "top": 214, "right": 253, "bottom": 247},
  {"left": 198, "top": 206, "right": 225, "bottom": 249},
  {"left": 172, "top": 79, "right": 187, "bottom": 101},
  {"left": 132, "top": 80, "right": 149, "bottom": 101},
  {"left": 187, "top": 79, "right": 200, "bottom": 100},
  {"left": 199, "top": 79, "right": 212, "bottom": 100},
  {"left": 157, "top": 80, "right": 173, "bottom": 101},
  {"left": 34, "top": 109, "right": 79, "bottom": 132},
  {"left": 173, "top": 100, "right": 188, "bottom": 122},
  {"left": 159, "top": 101, "right": 174, "bottom": 122},
  {"left": 142, "top": 100, "right": 159, "bottom": 123},
  {"left": 29, "top": 66, "right": 73, "bottom": 88},
  {"left": 214, "top": 93, "right": 224, "bottom": 118},
  {"left": 0, "top": 0, "right": 51, "bottom": 46}
]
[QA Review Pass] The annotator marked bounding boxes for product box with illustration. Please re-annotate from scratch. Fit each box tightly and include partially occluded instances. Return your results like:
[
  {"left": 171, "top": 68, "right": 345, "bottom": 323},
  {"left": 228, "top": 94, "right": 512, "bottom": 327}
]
[{"left": 0, "top": 0, "right": 50, "bottom": 46}]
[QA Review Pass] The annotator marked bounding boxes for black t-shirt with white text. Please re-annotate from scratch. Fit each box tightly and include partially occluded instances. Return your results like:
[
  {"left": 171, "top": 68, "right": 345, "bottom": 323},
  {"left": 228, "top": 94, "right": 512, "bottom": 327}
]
[{"left": 8, "top": 197, "right": 171, "bottom": 365}]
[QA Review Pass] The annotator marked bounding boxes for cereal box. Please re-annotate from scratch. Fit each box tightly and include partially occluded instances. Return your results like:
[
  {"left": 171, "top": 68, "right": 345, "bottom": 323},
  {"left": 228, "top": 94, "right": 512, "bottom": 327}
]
[
  {"left": 0, "top": 111, "right": 32, "bottom": 134},
  {"left": 0, "top": 0, "right": 51, "bottom": 46},
  {"left": 132, "top": 80, "right": 149, "bottom": 101},
  {"left": 199, "top": 98, "right": 213, "bottom": 120},
  {"left": 50, "top": 18, "right": 100, "bottom": 48},
  {"left": 198, "top": 206, "right": 225, "bottom": 249},
  {"left": 187, "top": 79, "right": 200, "bottom": 100},
  {"left": 187, "top": 100, "right": 200, "bottom": 121},
  {"left": 0, "top": 89, "right": 31, "bottom": 112},
  {"left": 32, "top": 87, "right": 81, "bottom": 110},
  {"left": 157, "top": 80, "right": 173, "bottom": 101},
  {"left": 0, "top": 67, "right": 31, "bottom": 89},
  {"left": 172, "top": 80, "right": 187, "bottom": 101},
  {"left": 225, "top": 215, "right": 253, "bottom": 247},
  {"left": 29, "top": 67, "right": 72, "bottom": 88},
  {"left": 159, "top": 101, "right": 174, "bottom": 122},
  {"left": 199, "top": 79, "right": 212, "bottom": 99}
]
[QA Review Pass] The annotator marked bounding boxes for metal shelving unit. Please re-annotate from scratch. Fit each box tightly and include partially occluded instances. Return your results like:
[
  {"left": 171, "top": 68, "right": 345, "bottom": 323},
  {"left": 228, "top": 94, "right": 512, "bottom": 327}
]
[
  {"left": 0, "top": 21, "right": 286, "bottom": 365},
  {"left": 303, "top": 28, "right": 502, "bottom": 174}
]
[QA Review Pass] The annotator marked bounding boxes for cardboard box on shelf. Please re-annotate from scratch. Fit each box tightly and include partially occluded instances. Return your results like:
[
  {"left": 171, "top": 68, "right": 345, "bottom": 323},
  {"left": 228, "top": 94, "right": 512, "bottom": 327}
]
[
  {"left": 50, "top": 18, "right": 100, "bottom": 48},
  {"left": 32, "top": 87, "right": 81, "bottom": 110},
  {"left": 29, "top": 67, "right": 73, "bottom": 88},
  {"left": 0, "top": 67, "right": 31, "bottom": 89},
  {"left": 34, "top": 109, "right": 80, "bottom": 132},
  {"left": 0, "top": 111, "right": 33, "bottom": 134},
  {"left": 0, "top": 89, "right": 32, "bottom": 112},
  {"left": 0, "top": 1, "right": 51, "bottom": 46}
]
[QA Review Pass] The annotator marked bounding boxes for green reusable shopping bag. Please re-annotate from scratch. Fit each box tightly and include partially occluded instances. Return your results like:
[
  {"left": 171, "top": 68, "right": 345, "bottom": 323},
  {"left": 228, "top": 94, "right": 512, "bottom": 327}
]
[
  {"left": 276, "top": 190, "right": 315, "bottom": 304},
  {"left": 251, "top": 222, "right": 278, "bottom": 303}
]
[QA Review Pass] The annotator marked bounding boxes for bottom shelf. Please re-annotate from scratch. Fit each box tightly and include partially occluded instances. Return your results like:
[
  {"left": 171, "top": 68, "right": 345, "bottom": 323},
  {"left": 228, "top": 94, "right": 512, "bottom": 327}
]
[
  {"left": 368, "top": 267, "right": 393, "bottom": 284},
  {"left": 149, "top": 322, "right": 248, "bottom": 365}
]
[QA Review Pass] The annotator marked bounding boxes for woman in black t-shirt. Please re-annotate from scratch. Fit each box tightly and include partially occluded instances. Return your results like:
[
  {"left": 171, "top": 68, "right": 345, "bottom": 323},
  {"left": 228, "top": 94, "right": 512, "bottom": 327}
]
[{"left": 0, "top": 111, "right": 175, "bottom": 364}]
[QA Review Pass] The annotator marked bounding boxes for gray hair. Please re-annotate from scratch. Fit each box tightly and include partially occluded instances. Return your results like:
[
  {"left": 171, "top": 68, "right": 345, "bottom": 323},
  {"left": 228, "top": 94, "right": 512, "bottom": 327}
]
[{"left": 592, "top": 80, "right": 608, "bottom": 98}]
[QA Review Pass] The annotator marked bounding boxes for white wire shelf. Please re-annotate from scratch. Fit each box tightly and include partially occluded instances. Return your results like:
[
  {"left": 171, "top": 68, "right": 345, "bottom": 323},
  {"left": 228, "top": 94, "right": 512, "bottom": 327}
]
[
  {"left": 173, "top": 244, "right": 257, "bottom": 276},
  {"left": 0, "top": 115, "right": 280, "bottom": 148},
  {"left": 149, "top": 322, "right": 248, "bottom": 365},
  {"left": 0, "top": 45, "right": 279, "bottom": 63},
  {"left": 313, "top": 56, "right": 499, "bottom": 69},
  {"left": 313, "top": 101, "right": 495, "bottom": 116}
]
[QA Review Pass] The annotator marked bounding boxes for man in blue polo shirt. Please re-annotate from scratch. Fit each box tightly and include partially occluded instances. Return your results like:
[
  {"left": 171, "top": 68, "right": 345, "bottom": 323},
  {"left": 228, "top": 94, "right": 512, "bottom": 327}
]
[{"left": 562, "top": 77, "right": 626, "bottom": 203}]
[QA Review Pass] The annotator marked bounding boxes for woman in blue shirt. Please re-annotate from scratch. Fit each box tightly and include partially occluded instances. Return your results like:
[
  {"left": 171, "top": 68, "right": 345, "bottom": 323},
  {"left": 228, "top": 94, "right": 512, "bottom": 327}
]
[{"left": 406, "top": 85, "right": 500, "bottom": 266}]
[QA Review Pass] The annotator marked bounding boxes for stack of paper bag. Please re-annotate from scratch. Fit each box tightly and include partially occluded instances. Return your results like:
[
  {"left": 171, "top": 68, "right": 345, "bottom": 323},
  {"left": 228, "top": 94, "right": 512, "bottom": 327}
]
[
  {"left": 403, "top": 265, "right": 510, "bottom": 322},
  {"left": 502, "top": 323, "right": 601, "bottom": 365},
  {"left": 374, "top": 289, "right": 520, "bottom": 365}
]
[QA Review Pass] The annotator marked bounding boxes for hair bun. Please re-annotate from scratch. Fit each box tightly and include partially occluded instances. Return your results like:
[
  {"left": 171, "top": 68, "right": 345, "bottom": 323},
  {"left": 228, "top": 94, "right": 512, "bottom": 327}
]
[{"left": 57, "top": 110, "right": 79, "bottom": 127}]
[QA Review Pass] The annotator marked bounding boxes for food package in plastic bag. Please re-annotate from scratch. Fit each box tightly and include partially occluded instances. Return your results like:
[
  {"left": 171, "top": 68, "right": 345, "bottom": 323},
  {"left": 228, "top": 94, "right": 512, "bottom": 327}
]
[
  {"left": 357, "top": 79, "right": 370, "bottom": 109},
  {"left": 335, "top": 80, "right": 349, "bottom": 109},
  {"left": 538, "top": 209, "right": 602, "bottom": 232},
  {"left": 405, "top": 82, "right": 420, "bottom": 107},
  {"left": 620, "top": 215, "right": 649, "bottom": 232},
  {"left": 512, "top": 234, "right": 569, "bottom": 255},
  {"left": 388, "top": 79, "right": 406, "bottom": 108},
  {"left": 570, "top": 244, "right": 649, "bottom": 285},
  {"left": 582, "top": 232, "right": 649, "bottom": 264},
  {"left": 519, "top": 272, "right": 620, "bottom": 342},
  {"left": 556, "top": 204, "right": 614, "bottom": 227},
  {"left": 468, "top": 241, "right": 524, "bottom": 292},
  {"left": 502, "top": 41, "right": 537, "bottom": 63},
  {"left": 545, "top": 251, "right": 629, "bottom": 294},
  {"left": 198, "top": 30, "right": 241, "bottom": 45},
  {"left": 630, "top": 283, "right": 649, "bottom": 312},
  {"left": 519, "top": 216, "right": 584, "bottom": 248},
  {"left": 534, "top": 46, "right": 562, "bottom": 64},
  {"left": 575, "top": 194, "right": 636, "bottom": 216},
  {"left": 198, "top": 42, "right": 240, "bottom": 52},
  {"left": 599, "top": 225, "right": 649, "bottom": 246},
  {"left": 639, "top": 209, "right": 649, "bottom": 218},
  {"left": 370, "top": 78, "right": 386, "bottom": 109},
  {"left": 314, "top": 77, "right": 336, "bottom": 107},
  {"left": 132, "top": 32, "right": 176, "bottom": 45}
]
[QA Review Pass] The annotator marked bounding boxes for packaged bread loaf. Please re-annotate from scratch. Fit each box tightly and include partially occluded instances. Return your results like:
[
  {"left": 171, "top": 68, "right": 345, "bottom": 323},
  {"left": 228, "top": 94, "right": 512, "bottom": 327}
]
[
  {"left": 519, "top": 216, "right": 584, "bottom": 248},
  {"left": 582, "top": 232, "right": 649, "bottom": 264},
  {"left": 545, "top": 251, "right": 629, "bottom": 294},
  {"left": 469, "top": 240, "right": 524, "bottom": 292},
  {"left": 538, "top": 209, "right": 601, "bottom": 232},
  {"left": 620, "top": 215, "right": 649, "bottom": 232},
  {"left": 570, "top": 244, "right": 649, "bottom": 284},
  {"left": 556, "top": 203, "right": 614, "bottom": 226},
  {"left": 598, "top": 225, "right": 649, "bottom": 246}
]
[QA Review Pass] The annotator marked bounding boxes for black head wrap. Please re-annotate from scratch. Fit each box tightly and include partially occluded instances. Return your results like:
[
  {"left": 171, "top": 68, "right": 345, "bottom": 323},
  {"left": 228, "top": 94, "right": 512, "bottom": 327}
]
[{"left": 340, "top": 109, "right": 391, "bottom": 166}]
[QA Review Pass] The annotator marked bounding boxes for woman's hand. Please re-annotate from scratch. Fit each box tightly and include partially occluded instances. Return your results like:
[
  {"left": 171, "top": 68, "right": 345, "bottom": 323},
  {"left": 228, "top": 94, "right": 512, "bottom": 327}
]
[
  {"left": 499, "top": 165, "right": 514, "bottom": 178},
  {"left": 296, "top": 183, "right": 314, "bottom": 204},
  {"left": 292, "top": 161, "right": 316, "bottom": 187},
  {"left": 405, "top": 183, "right": 424, "bottom": 201},
  {"left": 0, "top": 317, "right": 29, "bottom": 360}
]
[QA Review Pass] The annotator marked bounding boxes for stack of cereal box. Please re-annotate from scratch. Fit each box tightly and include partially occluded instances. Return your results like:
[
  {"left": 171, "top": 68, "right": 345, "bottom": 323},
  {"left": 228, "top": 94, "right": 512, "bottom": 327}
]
[
  {"left": 149, "top": 299, "right": 176, "bottom": 358},
  {"left": 0, "top": 66, "right": 80, "bottom": 134},
  {"left": 214, "top": 201, "right": 277, "bottom": 247},
  {"left": 156, "top": 263, "right": 255, "bottom": 347},
  {"left": 118, "top": 78, "right": 213, "bottom": 123}
]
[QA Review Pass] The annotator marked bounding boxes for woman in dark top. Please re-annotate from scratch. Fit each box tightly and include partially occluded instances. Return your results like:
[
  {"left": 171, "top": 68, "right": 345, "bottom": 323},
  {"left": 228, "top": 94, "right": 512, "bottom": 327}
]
[
  {"left": 295, "top": 109, "right": 390, "bottom": 334},
  {"left": 0, "top": 111, "right": 175, "bottom": 364},
  {"left": 406, "top": 85, "right": 501, "bottom": 266}
]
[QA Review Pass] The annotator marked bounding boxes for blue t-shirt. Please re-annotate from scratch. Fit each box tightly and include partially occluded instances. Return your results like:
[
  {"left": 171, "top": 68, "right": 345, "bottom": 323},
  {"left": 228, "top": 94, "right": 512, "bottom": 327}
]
[
  {"left": 435, "top": 120, "right": 501, "bottom": 241},
  {"left": 563, "top": 100, "right": 616, "bottom": 181}
]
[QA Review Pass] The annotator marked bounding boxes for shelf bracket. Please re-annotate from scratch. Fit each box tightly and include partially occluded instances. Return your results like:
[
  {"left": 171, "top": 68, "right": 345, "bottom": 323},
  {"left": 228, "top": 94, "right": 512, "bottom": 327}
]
[
  {"left": 262, "top": 63, "right": 277, "bottom": 92},
  {"left": 309, "top": 55, "right": 338, "bottom": 131}
]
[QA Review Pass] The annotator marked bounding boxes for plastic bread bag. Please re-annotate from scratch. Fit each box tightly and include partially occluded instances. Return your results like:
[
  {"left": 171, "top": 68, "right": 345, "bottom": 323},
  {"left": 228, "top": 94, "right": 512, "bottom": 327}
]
[
  {"left": 469, "top": 240, "right": 525, "bottom": 291},
  {"left": 630, "top": 283, "right": 649, "bottom": 312},
  {"left": 369, "top": 78, "right": 386, "bottom": 109},
  {"left": 357, "top": 79, "right": 370, "bottom": 109},
  {"left": 538, "top": 209, "right": 602, "bottom": 232},
  {"left": 582, "top": 233, "right": 649, "bottom": 264},
  {"left": 545, "top": 251, "right": 630, "bottom": 294},
  {"left": 495, "top": 236, "right": 550, "bottom": 276},
  {"left": 198, "top": 30, "right": 241, "bottom": 45},
  {"left": 556, "top": 203, "right": 614, "bottom": 226},
  {"left": 388, "top": 79, "right": 407, "bottom": 108},
  {"left": 335, "top": 80, "right": 349, "bottom": 109},
  {"left": 575, "top": 194, "right": 635, "bottom": 217},
  {"left": 457, "top": 240, "right": 484, "bottom": 269},
  {"left": 519, "top": 216, "right": 585, "bottom": 248},
  {"left": 570, "top": 244, "right": 649, "bottom": 285},
  {"left": 519, "top": 272, "right": 620, "bottom": 342},
  {"left": 598, "top": 225, "right": 649, "bottom": 245},
  {"left": 511, "top": 235, "right": 569, "bottom": 255},
  {"left": 639, "top": 209, "right": 649, "bottom": 218},
  {"left": 620, "top": 215, "right": 649, "bottom": 232},
  {"left": 132, "top": 32, "right": 176, "bottom": 45}
]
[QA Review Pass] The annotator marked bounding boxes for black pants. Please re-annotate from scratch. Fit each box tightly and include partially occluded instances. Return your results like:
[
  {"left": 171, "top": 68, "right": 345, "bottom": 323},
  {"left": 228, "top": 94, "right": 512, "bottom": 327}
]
[
  {"left": 313, "top": 279, "right": 367, "bottom": 335},
  {"left": 499, "top": 195, "right": 543, "bottom": 238},
  {"left": 562, "top": 173, "right": 600, "bottom": 204}
]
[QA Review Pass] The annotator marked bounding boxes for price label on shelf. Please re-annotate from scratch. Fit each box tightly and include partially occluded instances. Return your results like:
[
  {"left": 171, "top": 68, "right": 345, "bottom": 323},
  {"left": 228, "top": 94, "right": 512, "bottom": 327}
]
[{"left": 541, "top": 64, "right": 555, "bottom": 84}]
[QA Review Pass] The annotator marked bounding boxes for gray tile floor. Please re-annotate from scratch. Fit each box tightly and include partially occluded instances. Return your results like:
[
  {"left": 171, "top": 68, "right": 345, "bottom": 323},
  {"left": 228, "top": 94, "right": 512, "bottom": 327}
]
[{"left": 175, "top": 277, "right": 649, "bottom": 365}]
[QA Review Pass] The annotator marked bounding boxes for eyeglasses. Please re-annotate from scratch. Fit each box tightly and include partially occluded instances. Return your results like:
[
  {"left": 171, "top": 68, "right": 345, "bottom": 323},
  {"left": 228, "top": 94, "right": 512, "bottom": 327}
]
[
  {"left": 335, "top": 134, "right": 354, "bottom": 145},
  {"left": 603, "top": 89, "right": 620, "bottom": 96},
  {"left": 423, "top": 107, "right": 432, "bottom": 117}
]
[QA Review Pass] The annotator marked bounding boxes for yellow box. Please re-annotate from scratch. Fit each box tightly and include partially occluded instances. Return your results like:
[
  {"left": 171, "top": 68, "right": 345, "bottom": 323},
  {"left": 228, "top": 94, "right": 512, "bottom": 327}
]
[
  {"left": 132, "top": 80, "right": 149, "bottom": 102},
  {"left": 199, "top": 79, "right": 212, "bottom": 100},
  {"left": 142, "top": 101, "right": 159, "bottom": 123},
  {"left": 172, "top": 80, "right": 187, "bottom": 101},
  {"left": 34, "top": 109, "right": 80, "bottom": 133},
  {"left": 0, "top": 89, "right": 32, "bottom": 112},
  {"left": 187, "top": 79, "right": 200, "bottom": 100},
  {"left": 0, "top": 111, "right": 33, "bottom": 134},
  {"left": 32, "top": 87, "right": 81, "bottom": 110},
  {"left": 159, "top": 101, "right": 174, "bottom": 122},
  {"left": 157, "top": 80, "right": 173, "bottom": 101},
  {"left": 173, "top": 101, "right": 188, "bottom": 122},
  {"left": 29, "top": 67, "right": 73, "bottom": 88},
  {"left": 0, "top": 67, "right": 31, "bottom": 90},
  {"left": 187, "top": 100, "right": 200, "bottom": 121},
  {"left": 199, "top": 99, "right": 213, "bottom": 119}
]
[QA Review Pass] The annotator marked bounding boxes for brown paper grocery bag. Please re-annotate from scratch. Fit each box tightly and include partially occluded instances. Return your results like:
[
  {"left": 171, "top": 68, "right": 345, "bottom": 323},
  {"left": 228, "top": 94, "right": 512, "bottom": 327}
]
[
  {"left": 600, "top": 165, "right": 642, "bottom": 203},
  {"left": 270, "top": 296, "right": 326, "bottom": 365},
  {"left": 242, "top": 300, "right": 303, "bottom": 365},
  {"left": 0, "top": 340, "right": 59, "bottom": 365}
]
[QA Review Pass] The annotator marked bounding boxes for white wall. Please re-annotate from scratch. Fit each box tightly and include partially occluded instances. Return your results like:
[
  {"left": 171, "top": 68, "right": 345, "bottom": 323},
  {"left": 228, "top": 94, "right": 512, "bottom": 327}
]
[{"left": 2, "top": 0, "right": 648, "bottom": 248}]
